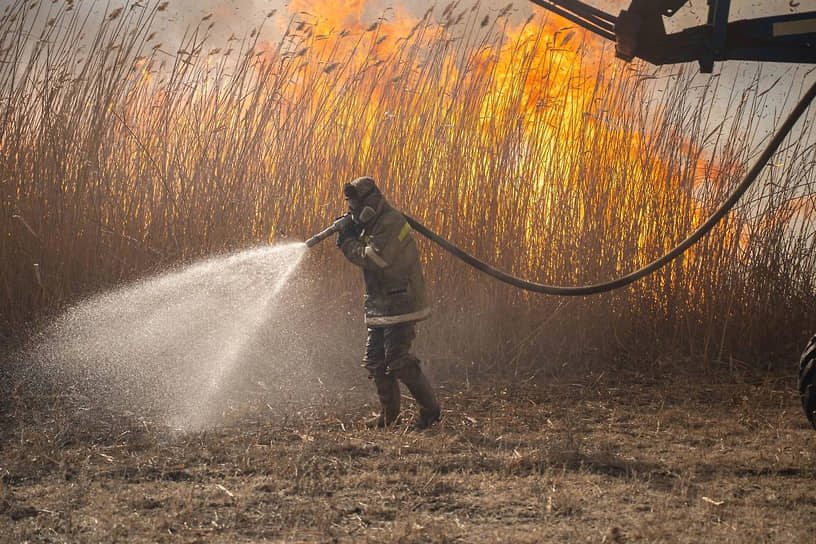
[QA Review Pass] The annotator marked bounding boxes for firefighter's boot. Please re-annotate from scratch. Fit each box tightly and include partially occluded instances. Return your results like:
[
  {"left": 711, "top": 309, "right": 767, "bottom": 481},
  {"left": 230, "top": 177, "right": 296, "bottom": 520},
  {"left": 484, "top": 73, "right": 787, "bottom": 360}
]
[
  {"left": 396, "top": 364, "right": 440, "bottom": 430},
  {"left": 366, "top": 374, "right": 401, "bottom": 428}
]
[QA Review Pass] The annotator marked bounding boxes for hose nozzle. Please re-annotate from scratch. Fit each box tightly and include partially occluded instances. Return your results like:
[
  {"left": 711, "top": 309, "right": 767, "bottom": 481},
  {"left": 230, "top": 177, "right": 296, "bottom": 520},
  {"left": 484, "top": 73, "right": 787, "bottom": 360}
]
[{"left": 305, "top": 213, "right": 353, "bottom": 248}]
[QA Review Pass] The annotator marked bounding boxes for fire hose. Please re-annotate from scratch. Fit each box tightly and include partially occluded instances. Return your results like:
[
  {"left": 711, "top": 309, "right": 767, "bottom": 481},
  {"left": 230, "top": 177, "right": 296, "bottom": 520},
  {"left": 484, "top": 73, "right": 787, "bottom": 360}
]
[
  {"left": 404, "top": 79, "right": 816, "bottom": 296},
  {"left": 409, "top": 76, "right": 813, "bottom": 425},
  {"left": 308, "top": 80, "right": 816, "bottom": 294},
  {"left": 307, "top": 80, "right": 816, "bottom": 426}
]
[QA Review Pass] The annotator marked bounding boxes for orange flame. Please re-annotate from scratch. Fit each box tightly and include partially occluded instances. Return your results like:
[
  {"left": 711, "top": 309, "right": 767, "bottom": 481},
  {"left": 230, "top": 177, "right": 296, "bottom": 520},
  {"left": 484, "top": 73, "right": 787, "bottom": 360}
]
[{"left": 124, "top": 0, "right": 741, "bottom": 282}]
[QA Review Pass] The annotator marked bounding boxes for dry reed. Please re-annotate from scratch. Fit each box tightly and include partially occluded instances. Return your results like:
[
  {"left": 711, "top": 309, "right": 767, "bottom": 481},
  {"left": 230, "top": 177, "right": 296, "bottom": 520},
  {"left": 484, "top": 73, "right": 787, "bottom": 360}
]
[{"left": 2, "top": 0, "right": 815, "bottom": 374}]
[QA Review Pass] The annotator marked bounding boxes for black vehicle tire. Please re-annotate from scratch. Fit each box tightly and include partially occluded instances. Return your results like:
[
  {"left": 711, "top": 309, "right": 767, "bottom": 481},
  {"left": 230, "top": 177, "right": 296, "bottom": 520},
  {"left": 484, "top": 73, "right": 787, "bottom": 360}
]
[{"left": 798, "top": 334, "right": 816, "bottom": 429}]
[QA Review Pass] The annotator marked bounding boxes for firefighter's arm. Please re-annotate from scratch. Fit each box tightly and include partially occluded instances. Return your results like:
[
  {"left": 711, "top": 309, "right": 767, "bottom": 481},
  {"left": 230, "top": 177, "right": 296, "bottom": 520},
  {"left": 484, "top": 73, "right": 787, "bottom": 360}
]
[{"left": 340, "top": 213, "right": 408, "bottom": 271}]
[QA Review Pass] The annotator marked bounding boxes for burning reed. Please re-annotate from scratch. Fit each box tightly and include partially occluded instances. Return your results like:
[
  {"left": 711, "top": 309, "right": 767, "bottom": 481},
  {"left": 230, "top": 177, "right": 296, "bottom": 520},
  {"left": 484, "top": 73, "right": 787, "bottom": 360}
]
[{"left": 2, "top": 0, "right": 815, "bottom": 375}]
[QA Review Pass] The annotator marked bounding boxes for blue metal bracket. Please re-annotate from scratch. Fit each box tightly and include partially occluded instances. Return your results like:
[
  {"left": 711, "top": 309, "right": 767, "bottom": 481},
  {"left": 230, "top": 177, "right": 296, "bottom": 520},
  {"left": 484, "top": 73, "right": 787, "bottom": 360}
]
[{"left": 529, "top": 0, "right": 816, "bottom": 72}]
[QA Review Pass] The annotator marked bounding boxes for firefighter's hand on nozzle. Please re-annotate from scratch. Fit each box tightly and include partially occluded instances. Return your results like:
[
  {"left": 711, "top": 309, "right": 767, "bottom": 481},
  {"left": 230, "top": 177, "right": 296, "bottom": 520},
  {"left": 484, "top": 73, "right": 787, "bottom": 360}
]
[{"left": 336, "top": 214, "right": 362, "bottom": 248}]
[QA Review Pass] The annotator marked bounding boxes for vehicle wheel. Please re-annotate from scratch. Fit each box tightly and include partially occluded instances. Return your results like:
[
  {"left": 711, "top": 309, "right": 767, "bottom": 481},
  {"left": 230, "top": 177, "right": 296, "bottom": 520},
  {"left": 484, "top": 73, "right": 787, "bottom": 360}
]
[{"left": 798, "top": 334, "right": 816, "bottom": 429}]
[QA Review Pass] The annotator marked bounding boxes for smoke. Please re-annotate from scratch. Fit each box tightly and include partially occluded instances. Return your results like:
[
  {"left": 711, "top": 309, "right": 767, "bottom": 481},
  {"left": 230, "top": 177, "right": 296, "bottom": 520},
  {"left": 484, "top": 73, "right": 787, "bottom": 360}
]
[
  {"left": 86, "top": 0, "right": 273, "bottom": 45},
  {"left": 146, "top": 0, "right": 274, "bottom": 45},
  {"left": 11, "top": 0, "right": 804, "bottom": 54}
]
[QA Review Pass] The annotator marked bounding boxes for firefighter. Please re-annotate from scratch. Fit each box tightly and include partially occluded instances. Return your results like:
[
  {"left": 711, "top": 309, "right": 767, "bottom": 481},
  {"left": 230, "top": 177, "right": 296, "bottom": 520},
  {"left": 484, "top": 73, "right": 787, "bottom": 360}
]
[{"left": 337, "top": 176, "right": 441, "bottom": 430}]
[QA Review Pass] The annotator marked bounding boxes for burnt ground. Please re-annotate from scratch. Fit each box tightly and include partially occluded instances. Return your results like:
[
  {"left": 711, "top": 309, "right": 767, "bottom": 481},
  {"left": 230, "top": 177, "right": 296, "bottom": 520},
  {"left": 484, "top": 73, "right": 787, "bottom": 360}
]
[{"left": 1, "top": 365, "right": 815, "bottom": 543}]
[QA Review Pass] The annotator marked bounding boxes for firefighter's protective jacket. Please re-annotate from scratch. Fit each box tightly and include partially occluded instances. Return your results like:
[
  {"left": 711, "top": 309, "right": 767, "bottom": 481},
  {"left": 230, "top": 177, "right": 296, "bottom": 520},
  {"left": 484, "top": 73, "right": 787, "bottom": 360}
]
[{"left": 340, "top": 197, "right": 430, "bottom": 326}]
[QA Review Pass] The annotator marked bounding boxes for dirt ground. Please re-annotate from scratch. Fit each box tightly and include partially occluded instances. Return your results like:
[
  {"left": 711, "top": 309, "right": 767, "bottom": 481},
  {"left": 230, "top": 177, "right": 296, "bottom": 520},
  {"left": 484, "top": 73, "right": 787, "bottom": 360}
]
[{"left": 1, "top": 365, "right": 815, "bottom": 543}]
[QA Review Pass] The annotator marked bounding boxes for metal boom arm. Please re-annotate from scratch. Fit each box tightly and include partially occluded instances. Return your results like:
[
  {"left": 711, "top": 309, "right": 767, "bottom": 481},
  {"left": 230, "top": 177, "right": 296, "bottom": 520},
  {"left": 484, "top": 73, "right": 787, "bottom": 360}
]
[{"left": 529, "top": 0, "right": 816, "bottom": 72}]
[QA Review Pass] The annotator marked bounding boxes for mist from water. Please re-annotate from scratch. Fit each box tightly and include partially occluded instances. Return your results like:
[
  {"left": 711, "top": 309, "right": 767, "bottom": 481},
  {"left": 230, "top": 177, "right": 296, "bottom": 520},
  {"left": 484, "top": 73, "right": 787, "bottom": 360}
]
[
  {"left": 26, "top": 242, "right": 334, "bottom": 430},
  {"left": 18, "top": 240, "right": 516, "bottom": 432}
]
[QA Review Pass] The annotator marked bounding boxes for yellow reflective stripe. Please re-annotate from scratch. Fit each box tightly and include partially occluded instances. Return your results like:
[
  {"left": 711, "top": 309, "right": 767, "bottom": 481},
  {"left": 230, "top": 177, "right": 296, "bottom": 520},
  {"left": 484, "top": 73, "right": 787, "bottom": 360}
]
[{"left": 398, "top": 222, "right": 411, "bottom": 242}]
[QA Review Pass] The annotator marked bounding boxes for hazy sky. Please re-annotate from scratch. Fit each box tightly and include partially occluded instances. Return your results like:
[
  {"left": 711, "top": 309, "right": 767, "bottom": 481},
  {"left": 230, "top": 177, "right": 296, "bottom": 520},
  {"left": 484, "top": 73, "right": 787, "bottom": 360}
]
[
  {"left": 131, "top": 0, "right": 812, "bottom": 137},
  {"left": 5, "top": 1, "right": 810, "bottom": 65},
  {"left": 3, "top": 0, "right": 814, "bottom": 139},
  {"left": 135, "top": 0, "right": 813, "bottom": 36},
  {"left": 123, "top": 1, "right": 816, "bottom": 80},
  {"left": 19, "top": 1, "right": 808, "bottom": 47}
]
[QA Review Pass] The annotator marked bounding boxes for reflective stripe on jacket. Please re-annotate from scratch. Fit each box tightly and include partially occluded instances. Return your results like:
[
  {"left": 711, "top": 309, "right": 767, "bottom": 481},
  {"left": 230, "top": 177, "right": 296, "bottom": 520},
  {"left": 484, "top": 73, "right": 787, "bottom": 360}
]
[{"left": 341, "top": 199, "right": 430, "bottom": 326}]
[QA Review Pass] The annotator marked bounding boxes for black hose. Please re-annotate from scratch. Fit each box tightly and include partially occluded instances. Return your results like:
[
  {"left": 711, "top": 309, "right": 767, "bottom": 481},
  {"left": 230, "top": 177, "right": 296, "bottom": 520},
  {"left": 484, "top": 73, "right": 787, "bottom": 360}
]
[{"left": 406, "top": 79, "right": 816, "bottom": 296}]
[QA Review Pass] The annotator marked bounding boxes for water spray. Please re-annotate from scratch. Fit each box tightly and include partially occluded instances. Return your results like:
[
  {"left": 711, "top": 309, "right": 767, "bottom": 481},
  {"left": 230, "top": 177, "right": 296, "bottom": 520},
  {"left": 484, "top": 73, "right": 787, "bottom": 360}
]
[{"left": 28, "top": 243, "right": 309, "bottom": 431}]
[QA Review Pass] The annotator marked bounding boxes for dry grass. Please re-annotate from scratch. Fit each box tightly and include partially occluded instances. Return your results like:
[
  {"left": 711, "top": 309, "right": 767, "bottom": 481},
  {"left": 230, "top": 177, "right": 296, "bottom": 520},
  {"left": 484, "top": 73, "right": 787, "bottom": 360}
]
[
  {"left": 1, "top": 367, "right": 814, "bottom": 543},
  {"left": 2, "top": 4, "right": 815, "bottom": 540},
  {"left": 1, "top": 0, "right": 816, "bottom": 372}
]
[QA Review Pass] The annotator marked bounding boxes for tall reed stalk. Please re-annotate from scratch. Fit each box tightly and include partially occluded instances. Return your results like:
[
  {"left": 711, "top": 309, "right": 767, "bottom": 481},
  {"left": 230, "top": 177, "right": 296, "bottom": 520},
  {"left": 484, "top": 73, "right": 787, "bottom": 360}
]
[{"left": 2, "top": 0, "right": 815, "bottom": 373}]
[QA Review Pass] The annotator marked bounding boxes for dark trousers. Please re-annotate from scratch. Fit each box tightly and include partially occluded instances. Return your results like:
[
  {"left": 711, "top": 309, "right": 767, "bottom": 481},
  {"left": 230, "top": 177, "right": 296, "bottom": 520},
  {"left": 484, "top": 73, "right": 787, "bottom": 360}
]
[
  {"left": 362, "top": 323, "right": 438, "bottom": 422},
  {"left": 363, "top": 323, "right": 419, "bottom": 377}
]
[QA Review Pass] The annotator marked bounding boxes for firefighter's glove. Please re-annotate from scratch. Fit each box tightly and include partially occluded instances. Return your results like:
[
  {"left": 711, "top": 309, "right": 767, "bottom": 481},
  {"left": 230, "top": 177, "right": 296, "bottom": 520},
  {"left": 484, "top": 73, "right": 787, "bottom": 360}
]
[{"left": 336, "top": 218, "right": 362, "bottom": 248}]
